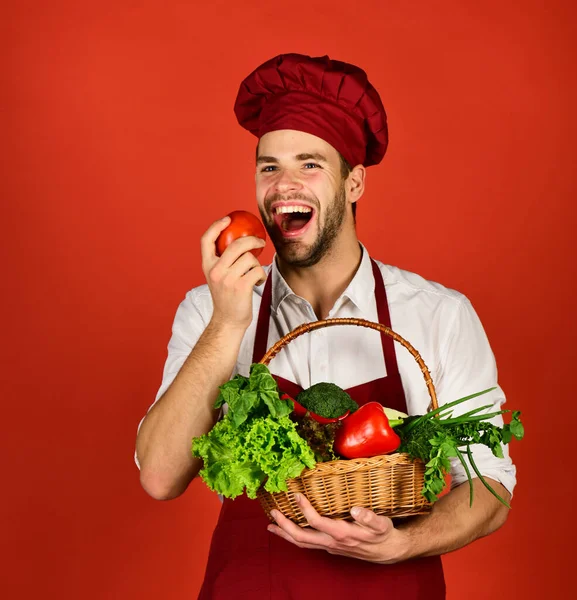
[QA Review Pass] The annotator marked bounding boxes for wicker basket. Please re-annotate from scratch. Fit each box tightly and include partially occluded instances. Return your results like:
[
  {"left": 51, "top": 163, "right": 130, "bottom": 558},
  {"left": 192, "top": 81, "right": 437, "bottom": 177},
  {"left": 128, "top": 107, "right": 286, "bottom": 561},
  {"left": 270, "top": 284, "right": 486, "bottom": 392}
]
[{"left": 256, "top": 318, "right": 439, "bottom": 527}]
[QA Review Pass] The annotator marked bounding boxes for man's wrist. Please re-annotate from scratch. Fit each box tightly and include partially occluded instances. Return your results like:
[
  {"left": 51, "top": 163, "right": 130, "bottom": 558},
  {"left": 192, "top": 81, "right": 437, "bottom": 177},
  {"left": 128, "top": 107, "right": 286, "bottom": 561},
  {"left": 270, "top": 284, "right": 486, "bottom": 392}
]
[
  {"left": 377, "top": 528, "right": 416, "bottom": 564},
  {"left": 207, "top": 317, "right": 248, "bottom": 339}
]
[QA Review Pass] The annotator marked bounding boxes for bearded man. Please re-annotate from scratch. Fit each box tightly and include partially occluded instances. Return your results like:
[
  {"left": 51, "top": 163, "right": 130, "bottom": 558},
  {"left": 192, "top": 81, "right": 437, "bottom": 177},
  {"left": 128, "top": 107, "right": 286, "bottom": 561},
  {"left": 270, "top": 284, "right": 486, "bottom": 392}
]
[{"left": 135, "top": 54, "right": 516, "bottom": 599}]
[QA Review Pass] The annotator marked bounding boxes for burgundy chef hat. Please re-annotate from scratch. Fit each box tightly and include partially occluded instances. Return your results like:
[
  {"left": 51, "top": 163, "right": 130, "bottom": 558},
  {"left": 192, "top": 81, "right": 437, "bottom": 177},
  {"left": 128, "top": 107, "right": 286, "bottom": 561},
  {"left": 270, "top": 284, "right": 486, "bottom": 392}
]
[{"left": 234, "top": 53, "right": 388, "bottom": 168}]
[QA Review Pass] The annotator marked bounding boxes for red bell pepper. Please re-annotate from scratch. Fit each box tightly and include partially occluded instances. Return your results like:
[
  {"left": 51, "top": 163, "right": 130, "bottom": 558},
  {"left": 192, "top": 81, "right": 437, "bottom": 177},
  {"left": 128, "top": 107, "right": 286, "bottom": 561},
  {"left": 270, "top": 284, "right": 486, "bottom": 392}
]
[
  {"left": 333, "top": 402, "right": 401, "bottom": 459},
  {"left": 280, "top": 393, "right": 350, "bottom": 424}
]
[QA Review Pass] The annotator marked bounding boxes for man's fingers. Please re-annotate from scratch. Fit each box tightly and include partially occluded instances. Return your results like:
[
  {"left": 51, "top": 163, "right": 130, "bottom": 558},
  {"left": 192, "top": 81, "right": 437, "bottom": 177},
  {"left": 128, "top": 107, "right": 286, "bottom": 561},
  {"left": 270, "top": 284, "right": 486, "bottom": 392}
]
[
  {"left": 227, "top": 251, "right": 261, "bottom": 280},
  {"left": 225, "top": 253, "right": 266, "bottom": 288},
  {"left": 212, "top": 239, "right": 267, "bottom": 289},
  {"left": 269, "top": 508, "right": 336, "bottom": 548},
  {"left": 293, "top": 493, "right": 339, "bottom": 534},
  {"left": 201, "top": 216, "right": 231, "bottom": 266},
  {"left": 218, "top": 236, "right": 266, "bottom": 268},
  {"left": 267, "top": 524, "right": 325, "bottom": 550},
  {"left": 292, "top": 494, "right": 373, "bottom": 544},
  {"left": 200, "top": 218, "right": 265, "bottom": 280},
  {"left": 350, "top": 506, "right": 393, "bottom": 536},
  {"left": 244, "top": 265, "right": 267, "bottom": 287}
]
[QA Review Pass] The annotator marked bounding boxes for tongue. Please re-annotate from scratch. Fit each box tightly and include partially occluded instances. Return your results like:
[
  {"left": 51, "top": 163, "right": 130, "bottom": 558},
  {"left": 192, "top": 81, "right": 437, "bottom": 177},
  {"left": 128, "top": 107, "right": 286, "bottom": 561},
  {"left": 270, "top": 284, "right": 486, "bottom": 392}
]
[{"left": 282, "top": 215, "right": 309, "bottom": 232}]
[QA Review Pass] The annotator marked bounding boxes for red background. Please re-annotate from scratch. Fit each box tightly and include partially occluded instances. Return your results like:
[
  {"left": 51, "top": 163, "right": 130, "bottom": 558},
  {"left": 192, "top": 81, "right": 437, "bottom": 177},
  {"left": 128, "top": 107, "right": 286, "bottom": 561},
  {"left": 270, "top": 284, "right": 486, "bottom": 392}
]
[{"left": 2, "top": 1, "right": 576, "bottom": 598}]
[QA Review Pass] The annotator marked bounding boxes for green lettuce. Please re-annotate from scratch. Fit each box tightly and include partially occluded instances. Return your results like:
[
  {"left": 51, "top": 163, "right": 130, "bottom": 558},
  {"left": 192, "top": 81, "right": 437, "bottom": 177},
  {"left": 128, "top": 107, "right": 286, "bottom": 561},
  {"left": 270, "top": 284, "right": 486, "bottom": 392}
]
[
  {"left": 192, "top": 365, "right": 316, "bottom": 499},
  {"left": 192, "top": 415, "right": 316, "bottom": 499}
]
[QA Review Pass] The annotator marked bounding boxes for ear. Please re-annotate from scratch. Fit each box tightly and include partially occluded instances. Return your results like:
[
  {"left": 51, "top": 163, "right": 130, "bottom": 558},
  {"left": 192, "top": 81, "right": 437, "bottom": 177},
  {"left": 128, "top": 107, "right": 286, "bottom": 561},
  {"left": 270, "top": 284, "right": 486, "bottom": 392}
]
[{"left": 347, "top": 164, "right": 366, "bottom": 203}]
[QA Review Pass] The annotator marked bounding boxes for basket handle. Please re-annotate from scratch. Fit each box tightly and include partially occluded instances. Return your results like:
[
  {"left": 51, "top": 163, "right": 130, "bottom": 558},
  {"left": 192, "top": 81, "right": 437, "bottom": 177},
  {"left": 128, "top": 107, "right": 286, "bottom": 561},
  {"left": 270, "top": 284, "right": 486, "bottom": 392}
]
[{"left": 258, "top": 317, "right": 438, "bottom": 411}]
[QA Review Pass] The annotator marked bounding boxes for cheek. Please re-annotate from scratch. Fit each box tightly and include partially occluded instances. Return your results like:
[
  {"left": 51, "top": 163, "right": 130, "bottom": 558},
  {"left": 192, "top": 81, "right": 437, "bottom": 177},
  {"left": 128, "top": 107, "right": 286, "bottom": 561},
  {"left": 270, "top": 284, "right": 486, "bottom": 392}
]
[
  {"left": 255, "top": 176, "right": 273, "bottom": 195},
  {"left": 255, "top": 184, "right": 274, "bottom": 221},
  {"left": 305, "top": 173, "right": 335, "bottom": 197},
  {"left": 254, "top": 181, "right": 268, "bottom": 206},
  {"left": 257, "top": 184, "right": 283, "bottom": 213}
]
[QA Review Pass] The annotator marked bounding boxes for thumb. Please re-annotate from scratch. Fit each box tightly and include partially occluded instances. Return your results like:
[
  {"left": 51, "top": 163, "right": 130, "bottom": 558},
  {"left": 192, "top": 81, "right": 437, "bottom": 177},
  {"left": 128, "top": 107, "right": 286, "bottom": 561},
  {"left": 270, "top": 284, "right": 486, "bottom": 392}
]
[{"left": 350, "top": 506, "right": 394, "bottom": 535}]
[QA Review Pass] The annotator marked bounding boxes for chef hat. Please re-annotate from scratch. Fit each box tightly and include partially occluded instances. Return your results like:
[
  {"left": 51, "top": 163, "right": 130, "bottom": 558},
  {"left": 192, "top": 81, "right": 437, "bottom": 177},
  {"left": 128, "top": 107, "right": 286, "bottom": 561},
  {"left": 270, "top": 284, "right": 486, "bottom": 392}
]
[{"left": 234, "top": 53, "right": 388, "bottom": 167}]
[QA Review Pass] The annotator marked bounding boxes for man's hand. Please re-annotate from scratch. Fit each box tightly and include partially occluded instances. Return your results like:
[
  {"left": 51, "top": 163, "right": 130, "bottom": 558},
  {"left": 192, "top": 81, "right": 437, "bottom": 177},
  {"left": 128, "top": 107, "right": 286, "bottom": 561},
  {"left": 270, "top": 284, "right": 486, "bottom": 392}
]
[
  {"left": 201, "top": 216, "right": 267, "bottom": 331},
  {"left": 267, "top": 493, "right": 411, "bottom": 564},
  {"left": 268, "top": 479, "right": 510, "bottom": 562}
]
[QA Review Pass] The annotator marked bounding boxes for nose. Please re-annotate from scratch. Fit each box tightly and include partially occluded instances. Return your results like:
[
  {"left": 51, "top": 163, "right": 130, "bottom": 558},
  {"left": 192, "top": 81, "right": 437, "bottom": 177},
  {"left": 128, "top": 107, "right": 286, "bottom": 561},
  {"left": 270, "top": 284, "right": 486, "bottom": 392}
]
[{"left": 274, "top": 168, "right": 303, "bottom": 195}]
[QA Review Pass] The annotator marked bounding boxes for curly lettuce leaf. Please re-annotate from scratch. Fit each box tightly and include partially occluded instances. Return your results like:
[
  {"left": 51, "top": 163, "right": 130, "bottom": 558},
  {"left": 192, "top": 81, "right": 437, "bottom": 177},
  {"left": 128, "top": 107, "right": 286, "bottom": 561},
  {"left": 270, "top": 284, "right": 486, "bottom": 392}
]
[{"left": 192, "top": 414, "right": 316, "bottom": 499}]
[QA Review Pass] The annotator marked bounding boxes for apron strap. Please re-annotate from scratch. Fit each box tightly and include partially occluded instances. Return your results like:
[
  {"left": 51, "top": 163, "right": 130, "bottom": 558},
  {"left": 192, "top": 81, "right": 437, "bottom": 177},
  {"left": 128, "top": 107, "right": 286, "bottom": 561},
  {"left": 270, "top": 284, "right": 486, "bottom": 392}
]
[
  {"left": 252, "top": 270, "right": 274, "bottom": 364},
  {"left": 371, "top": 259, "right": 402, "bottom": 382}
]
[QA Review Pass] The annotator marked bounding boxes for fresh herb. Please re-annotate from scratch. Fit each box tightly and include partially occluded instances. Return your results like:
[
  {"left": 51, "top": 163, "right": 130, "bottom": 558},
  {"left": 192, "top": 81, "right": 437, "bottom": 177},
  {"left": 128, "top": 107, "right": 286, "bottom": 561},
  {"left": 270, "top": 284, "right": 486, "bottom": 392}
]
[
  {"left": 192, "top": 364, "right": 315, "bottom": 498},
  {"left": 296, "top": 382, "right": 359, "bottom": 419},
  {"left": 396, "top": 389, "right": 524, "bottom": 507}
]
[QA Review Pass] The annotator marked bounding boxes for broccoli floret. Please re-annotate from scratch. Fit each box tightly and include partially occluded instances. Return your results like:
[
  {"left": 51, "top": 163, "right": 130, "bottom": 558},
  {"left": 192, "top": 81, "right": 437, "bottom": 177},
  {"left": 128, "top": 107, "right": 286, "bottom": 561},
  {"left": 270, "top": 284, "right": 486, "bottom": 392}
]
[{"left": 296, "top": 383, "right": 358, "bottom": 419}]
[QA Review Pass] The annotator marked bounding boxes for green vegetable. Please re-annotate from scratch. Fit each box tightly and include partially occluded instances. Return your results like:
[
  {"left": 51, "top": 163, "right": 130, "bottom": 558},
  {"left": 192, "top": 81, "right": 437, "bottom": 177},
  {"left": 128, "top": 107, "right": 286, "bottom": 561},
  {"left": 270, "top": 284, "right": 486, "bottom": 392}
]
[
  {"left": 192, "top": 414, "right": 316, "bottom": 499},
  {"left": 296, "top": 382, "right": 359, "bottom": 419},
  {"left": 192, "top": 364, "right": 316, "bottom": 499},
  {"left": 214, "top": 363, "right": 293, "bottom": 426},
  {"left": 397, "top": 389, "right": 524, "bottom": 507},
  {"left": 294, "top": 415, "right": 341, "bottom": 463}
]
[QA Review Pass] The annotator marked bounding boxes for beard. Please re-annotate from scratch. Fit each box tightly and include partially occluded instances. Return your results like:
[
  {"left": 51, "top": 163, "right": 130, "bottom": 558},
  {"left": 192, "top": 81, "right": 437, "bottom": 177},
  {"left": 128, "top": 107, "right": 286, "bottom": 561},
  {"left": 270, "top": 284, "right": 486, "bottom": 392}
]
[{"left": 260, "top": 181, "right": 347, "bottom": 268}]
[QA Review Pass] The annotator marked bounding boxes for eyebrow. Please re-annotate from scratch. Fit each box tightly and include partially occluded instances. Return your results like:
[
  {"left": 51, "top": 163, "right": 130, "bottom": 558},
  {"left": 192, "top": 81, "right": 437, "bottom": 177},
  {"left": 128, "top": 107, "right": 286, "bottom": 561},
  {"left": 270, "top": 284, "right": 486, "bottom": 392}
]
[
  {"left": 256, "top": 155, "right": 279, "bottom": 165},
  {"left": 296, "top": 153, "right": 328, "bottom": 162},
  {"left": 256, "top": 152, "right": 328, "bottom": 165}
]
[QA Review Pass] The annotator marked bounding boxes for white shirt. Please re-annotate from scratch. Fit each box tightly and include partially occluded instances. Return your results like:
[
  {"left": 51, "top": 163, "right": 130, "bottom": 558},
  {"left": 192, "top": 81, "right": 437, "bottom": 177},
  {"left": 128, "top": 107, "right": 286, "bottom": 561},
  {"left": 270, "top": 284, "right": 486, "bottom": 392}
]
[{"left": 140, "top": 245, "right": 516, "bottom": 494}]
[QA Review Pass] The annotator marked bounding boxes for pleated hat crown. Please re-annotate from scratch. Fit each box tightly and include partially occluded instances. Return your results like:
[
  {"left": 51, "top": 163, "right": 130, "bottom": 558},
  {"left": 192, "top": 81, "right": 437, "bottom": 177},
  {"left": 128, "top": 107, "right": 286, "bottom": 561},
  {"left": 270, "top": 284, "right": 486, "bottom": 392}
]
[{"left": 234, "top": 53, "right": 388, "bottom": 167}]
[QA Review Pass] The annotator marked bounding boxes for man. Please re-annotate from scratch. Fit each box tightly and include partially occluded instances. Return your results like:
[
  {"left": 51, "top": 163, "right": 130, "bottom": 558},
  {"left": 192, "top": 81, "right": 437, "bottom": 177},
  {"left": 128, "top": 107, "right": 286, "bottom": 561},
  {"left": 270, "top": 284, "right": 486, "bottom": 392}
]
[{"left": 135, "top": 54, "right": 516, "bottom": 599}]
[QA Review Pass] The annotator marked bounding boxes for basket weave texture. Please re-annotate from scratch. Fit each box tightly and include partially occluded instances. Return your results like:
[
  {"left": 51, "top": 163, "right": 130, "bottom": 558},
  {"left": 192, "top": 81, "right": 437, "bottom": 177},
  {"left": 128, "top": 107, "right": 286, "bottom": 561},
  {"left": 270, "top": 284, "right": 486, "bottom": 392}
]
[{"left": 256, "top": 318, "right": 437, "bottom": 527}]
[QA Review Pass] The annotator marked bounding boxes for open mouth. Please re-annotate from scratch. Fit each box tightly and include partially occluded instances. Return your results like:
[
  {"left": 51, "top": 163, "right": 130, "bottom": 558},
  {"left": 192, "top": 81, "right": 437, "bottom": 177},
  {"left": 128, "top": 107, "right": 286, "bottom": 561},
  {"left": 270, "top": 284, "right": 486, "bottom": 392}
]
[{"left": 272, "top": 204, "right": 315, "bottom": 238}]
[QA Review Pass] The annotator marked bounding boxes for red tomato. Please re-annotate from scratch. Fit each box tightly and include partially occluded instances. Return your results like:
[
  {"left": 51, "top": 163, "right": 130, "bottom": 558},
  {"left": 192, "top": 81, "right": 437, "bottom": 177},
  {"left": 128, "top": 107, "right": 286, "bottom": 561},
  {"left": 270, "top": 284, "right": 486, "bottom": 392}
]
[{"left": 215, "top": 210, "right": 267, "bottom": 257}]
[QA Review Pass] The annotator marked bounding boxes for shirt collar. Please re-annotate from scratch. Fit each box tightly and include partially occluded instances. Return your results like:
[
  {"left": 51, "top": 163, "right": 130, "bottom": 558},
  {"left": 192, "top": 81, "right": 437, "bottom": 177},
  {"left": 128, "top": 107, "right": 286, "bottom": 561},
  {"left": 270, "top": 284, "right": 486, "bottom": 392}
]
[
  {"left": 270, "top": 243, "right": 376, "bottom": 315},
  {"left": 339, "top": 244, "right": 375, "bottom": 313},
  {"left": 270, "top": 258, "right": 296, "bottom": 313}
]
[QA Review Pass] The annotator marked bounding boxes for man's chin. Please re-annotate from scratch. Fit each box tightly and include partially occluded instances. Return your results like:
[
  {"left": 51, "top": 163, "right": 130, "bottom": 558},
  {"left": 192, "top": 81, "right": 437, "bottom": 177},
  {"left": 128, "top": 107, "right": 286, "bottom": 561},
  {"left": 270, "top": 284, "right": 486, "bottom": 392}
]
[
  {"left": 275, "top": 243, "right": 326, "bottom": 269},
  {"left": 272, "top": 239, "right": 308, "bottom": 262}
]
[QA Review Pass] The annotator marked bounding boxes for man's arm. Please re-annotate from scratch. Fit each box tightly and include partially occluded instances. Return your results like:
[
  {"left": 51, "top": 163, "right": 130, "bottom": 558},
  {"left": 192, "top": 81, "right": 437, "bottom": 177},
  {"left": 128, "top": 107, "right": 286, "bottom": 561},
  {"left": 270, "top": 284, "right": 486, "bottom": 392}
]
[
  {"left": 395, "top": 477, "right": 510, "bottom": 558},
  {"left": 136, "top": 320, "right": 247, "bottom": 500},
  {"left": 266, "top": 478, "right": 509, "bottom": 563},
  {"left": 136, "top": 217, "right": 266, "bottom": 501}
]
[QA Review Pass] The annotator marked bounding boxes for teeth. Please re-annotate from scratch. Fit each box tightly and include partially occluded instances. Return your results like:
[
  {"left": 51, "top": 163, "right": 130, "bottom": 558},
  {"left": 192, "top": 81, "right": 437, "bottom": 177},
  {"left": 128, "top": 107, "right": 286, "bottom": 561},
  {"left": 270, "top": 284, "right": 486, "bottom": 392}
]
[{"left": 274, "top": 205, "right": 313, "bottom": 214}]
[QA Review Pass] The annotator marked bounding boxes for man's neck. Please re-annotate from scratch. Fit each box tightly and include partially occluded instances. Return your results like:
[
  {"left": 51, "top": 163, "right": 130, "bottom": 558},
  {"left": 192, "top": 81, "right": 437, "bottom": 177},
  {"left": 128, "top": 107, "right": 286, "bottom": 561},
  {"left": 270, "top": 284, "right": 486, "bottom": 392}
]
[{"left": 276, "top": 234, "right": 363, "bottom": 320}]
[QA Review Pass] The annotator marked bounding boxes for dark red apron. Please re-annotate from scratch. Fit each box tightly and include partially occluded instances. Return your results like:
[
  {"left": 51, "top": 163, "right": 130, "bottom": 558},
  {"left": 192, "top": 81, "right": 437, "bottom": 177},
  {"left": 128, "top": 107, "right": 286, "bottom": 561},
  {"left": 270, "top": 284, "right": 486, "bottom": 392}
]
[{"left": 198, "top": 260, "right": 445, "bottom": 599}]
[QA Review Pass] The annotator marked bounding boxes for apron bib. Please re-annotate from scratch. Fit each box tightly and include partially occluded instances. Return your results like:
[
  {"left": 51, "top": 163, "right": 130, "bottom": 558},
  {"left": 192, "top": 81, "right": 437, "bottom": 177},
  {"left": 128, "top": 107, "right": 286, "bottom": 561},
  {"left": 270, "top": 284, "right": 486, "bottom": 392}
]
[{"left": 198, "top": 260, "right": 445, "bottom": 599}]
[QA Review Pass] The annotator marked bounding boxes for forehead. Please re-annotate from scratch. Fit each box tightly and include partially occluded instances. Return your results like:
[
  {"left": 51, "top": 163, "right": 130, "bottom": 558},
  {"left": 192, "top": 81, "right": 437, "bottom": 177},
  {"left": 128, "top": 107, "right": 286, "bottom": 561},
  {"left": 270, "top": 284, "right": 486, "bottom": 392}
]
[{"left": 258, "top": 130, "right": 339, "bottom": 162}]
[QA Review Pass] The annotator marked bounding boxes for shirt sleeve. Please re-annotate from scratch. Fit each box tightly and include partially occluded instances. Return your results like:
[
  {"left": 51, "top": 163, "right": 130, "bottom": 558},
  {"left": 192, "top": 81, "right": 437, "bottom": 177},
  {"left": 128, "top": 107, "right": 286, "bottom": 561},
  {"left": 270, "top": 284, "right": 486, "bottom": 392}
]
[
  {"left": 154, "top": 290, "right": 210, "bottom": 402},
  {"left": 435, "top": 297, "right": 517, "bottom": 496},
  {"left": 134, "top": 289, "right": 209, "bottom": 469}
]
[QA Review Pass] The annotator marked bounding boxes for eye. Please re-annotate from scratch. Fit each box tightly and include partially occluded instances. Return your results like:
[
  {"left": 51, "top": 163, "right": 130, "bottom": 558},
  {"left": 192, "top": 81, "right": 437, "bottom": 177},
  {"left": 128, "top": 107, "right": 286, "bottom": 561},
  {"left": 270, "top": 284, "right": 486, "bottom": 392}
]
[
  {"left": 260, "top": 165, "right": 277, "bottom": 173},
  {"left": 303, "top": 163, "right": 320, "bottom": 169}
]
